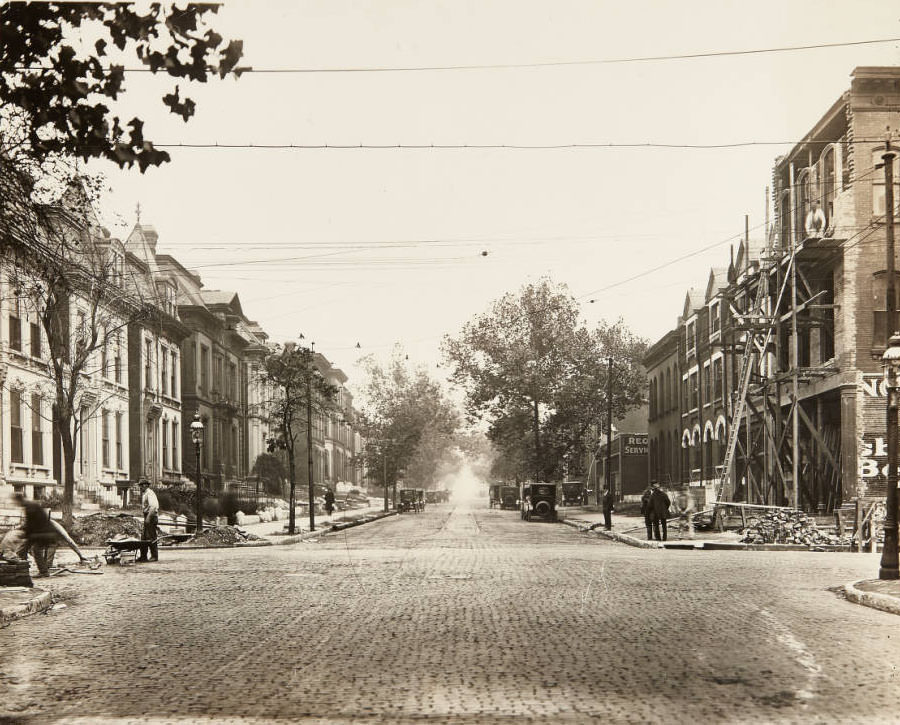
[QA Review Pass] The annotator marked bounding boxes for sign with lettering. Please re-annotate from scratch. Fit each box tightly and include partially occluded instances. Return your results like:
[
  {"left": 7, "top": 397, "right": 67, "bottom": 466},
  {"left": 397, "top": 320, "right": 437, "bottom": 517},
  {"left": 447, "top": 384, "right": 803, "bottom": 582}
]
[
  {"left": 862, "top": 374, "right": 888, "bottom": 398},
  {"left": 622, "top": 434, "right": 649, "bottom": 456}
]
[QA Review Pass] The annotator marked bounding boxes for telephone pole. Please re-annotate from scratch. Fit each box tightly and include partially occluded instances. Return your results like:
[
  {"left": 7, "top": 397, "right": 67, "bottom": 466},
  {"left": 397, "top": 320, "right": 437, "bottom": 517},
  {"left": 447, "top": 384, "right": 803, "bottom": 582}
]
[
  {"left": 605, "top": 356, "right": 613, "bottom": 504},
  {"left": 306, "top": 349, "right": 316, "bottom": 533},
  {"left": 880, "top": 134, "right": 899, "bottom": 580}
]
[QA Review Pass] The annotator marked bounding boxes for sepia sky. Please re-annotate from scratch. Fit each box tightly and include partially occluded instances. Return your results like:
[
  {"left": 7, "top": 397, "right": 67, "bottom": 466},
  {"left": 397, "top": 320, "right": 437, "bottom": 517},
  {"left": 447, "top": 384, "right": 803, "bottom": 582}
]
[{"left": 88, "top": 0, "right": 900, "bottom": 391}]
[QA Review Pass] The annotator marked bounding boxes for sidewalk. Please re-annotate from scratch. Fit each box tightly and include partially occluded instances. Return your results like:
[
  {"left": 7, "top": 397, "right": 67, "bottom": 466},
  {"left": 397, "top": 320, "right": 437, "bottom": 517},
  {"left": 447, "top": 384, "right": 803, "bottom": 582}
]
[
  {"left": 235, "top": 503, "right": 393, "bottom": 544},
  {"left": 560, "top": 505, "right": 900, "bottom": 617}
]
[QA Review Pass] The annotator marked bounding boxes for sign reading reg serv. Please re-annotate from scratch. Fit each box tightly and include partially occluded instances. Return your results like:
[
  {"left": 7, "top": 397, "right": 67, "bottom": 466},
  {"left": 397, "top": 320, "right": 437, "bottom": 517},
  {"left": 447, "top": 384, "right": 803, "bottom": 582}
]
[{"left": 622, "top": 434, "right": 649, "bottom": 456}]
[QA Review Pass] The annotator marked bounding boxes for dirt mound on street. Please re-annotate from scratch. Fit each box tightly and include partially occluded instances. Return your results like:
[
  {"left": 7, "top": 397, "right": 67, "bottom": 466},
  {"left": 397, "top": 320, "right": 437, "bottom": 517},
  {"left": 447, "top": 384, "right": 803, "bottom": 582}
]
[
  {"left": 70, "top": 513, "right": 142, "bottom": 546},
  {"left": 179, "top": 526, "right": 263, "bottom": 547}
]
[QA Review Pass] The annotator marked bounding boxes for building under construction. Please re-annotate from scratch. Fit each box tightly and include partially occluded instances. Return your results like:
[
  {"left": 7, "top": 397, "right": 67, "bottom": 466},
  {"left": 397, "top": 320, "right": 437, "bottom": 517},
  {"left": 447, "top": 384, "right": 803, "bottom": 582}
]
[{"left": 645, "top": 66, "right": 899, "bottom": 515}]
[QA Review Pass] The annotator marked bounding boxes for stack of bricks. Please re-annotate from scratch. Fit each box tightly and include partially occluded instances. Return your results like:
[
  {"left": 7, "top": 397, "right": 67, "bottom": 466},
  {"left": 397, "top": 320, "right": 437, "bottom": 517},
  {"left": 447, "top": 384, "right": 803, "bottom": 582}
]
[{"left": 0, "top": 559, "right": 33, "bottom": 587}]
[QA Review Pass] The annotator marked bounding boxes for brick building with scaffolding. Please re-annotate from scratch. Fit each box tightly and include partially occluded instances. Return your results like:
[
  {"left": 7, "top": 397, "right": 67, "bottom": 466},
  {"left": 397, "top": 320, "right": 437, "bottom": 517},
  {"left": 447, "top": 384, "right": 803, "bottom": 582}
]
[{"left": 645, "top": 66, "right": 900, "bottom": 514}]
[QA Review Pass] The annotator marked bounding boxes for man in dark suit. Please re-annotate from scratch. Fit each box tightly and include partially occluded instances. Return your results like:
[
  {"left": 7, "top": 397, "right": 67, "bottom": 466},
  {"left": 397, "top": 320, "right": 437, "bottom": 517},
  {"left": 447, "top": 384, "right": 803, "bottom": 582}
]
[{"left": 649, "top": 482, "right": 671, "bottom": 542}]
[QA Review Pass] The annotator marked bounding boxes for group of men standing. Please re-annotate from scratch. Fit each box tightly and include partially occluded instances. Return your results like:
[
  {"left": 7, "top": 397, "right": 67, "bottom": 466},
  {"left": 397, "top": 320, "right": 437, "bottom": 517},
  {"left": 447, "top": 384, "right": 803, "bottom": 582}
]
[{"left": 641, "top": 482, "right": 671, "bottom": 542}]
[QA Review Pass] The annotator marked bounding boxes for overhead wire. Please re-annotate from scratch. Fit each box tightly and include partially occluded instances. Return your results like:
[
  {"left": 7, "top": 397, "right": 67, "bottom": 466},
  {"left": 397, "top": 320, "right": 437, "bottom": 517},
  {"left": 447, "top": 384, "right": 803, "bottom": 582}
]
[{"left": 11, "top": 36, "right": 900, "bottom": 74}]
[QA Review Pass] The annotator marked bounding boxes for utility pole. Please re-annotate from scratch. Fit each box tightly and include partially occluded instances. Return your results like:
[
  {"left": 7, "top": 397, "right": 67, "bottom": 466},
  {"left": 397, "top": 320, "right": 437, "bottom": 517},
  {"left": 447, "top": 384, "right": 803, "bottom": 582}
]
[
  {"left": 880, "top": 133, "right": 899, "bottom": 580},
  {"left": 306, "top": 355, "right": 315, "bottom": 533},
  {"left": 383, "top": 445, "right": 388, "bottom": 513},
  {"left": 605, "top": 356, "right": 613, "bottom": 504}
]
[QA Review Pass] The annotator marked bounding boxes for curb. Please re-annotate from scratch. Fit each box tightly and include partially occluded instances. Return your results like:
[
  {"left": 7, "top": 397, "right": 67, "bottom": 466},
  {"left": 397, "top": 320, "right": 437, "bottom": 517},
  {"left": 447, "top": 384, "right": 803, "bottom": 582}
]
[
  {"left": 844, "top": 580, "right": 900, "bottom": 617},
  {"left": 0, "top": 588, "right": 52, "bottom": 627},
  {"left": 562, "top": 518, "right": 663, "bottom": 549},
  {"left": 272, "top": 511, "right": 399, "bottom": 546}
]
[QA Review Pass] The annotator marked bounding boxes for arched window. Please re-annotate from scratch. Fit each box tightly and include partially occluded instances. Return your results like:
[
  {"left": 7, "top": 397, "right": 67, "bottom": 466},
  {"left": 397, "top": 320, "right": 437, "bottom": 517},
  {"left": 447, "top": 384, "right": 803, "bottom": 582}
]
[{"left": 779, "top": 189, "right": 792, "bottom": 249}]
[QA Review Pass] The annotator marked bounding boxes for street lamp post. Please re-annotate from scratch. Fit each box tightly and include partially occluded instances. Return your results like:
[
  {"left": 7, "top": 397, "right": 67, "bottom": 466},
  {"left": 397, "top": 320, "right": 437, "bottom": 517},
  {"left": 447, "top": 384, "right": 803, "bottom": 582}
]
[
  {"left": 880, "top": 334, "right": 900, "bottom": 579},
  {"left": 190, "top": 413, "right": 204, "bottom": 534}
]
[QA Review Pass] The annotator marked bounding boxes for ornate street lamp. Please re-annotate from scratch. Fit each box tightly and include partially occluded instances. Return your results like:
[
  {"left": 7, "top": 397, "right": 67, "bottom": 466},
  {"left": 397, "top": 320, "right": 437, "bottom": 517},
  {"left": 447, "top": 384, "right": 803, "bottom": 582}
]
[
  {"left": 190, "top": 413, "right": 204, "bottom": 534},
  {"left": 880, "top": 333, "right": 900, "bottom": 579}
]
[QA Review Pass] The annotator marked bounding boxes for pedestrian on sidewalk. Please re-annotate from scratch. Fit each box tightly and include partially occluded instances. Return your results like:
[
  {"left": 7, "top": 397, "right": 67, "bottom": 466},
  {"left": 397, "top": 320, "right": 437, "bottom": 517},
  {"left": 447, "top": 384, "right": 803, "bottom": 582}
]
[
  {"left": 640, "top": 485, "right": 654, "bottom": 540},
  {"left": 602, "top": 486, "right": 614, "bottom": 530},
  {"left": 324, "top": 488, "right": 335, "bottom": 520},
  {"left": 137, "top": 479, "right": 159, "bottom": 562},
  {"left": 649, "top": 482, "right": 671, "bottom": 542}
]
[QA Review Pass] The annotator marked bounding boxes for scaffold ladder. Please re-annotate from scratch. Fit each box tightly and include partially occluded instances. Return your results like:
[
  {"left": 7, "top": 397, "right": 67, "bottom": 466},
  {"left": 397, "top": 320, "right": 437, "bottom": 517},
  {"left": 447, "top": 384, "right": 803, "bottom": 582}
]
[{"left": 713, "top": 249, "right": 795, "bottom": 506}]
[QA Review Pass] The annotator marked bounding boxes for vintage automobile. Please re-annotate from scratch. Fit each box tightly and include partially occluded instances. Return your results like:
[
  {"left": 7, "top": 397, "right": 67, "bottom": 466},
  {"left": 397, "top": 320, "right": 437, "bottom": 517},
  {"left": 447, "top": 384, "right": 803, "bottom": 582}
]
[
  {"left": 498, "top": 485, "right": 519, "bottom": 510},
  {"left": 398, "top": 488, "right": 421, "bottom": 513},
  {"left": 488, "top": 483, "right": 502, "bottom": 508},
  {"left": 425, "top": 490, "right": 440, "bottom": 504},
  {"left": 520, "top": 483, "right": 559, "bottom": 522},
  {"left": 561, "top": 481, "right": 586, "bottom": 506}
]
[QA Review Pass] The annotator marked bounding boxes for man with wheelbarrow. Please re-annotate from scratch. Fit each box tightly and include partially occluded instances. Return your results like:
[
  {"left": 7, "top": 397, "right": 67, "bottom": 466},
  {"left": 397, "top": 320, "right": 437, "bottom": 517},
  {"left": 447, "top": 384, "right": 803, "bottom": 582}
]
[{"left": 137, "top": 478, "right": 159, "bottom": 562}]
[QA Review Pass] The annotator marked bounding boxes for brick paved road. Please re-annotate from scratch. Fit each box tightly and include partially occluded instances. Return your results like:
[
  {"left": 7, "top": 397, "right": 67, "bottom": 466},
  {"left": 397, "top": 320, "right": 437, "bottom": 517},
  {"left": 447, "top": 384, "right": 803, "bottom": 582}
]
[{"left": 2, "top": 500, "right": 897, "bottom": 724}]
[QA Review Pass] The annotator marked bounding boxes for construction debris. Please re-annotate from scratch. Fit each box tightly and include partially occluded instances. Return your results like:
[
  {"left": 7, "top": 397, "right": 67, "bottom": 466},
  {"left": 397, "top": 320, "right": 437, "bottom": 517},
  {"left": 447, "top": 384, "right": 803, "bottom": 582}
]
[
  {"left": 738, "top": 509, "right": 851, "bottom": 546},
  {"left": 69, "top": 513, "right": 142, "bottom": 547},
  {"left": 177, "top": 526, "right": 263, "bottom": 547}
]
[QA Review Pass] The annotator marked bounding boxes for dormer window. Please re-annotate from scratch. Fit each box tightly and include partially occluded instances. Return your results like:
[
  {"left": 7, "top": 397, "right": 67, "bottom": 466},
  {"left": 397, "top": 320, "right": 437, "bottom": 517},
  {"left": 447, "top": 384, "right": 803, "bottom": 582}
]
[{"left": 156, "top": 281, "right": 177, "bottom": 317}]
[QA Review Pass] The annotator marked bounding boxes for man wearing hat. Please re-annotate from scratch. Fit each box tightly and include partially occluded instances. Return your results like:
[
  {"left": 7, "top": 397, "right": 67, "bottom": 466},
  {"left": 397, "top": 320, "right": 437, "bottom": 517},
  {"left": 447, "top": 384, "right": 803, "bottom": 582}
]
[
  {"left": 648, "top": 482, "right": 671, "bottom": 542},
  {"left": 137, "top": 478, "right": 159, "bottom": 562}
]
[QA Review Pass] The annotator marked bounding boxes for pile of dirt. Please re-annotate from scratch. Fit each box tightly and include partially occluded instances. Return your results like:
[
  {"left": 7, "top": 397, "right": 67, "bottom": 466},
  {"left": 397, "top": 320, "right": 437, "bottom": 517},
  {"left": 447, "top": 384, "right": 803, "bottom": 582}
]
[
  {"left": 739, "top": 510, "right": 850, "bottom": 546},
  {"left": 70, "top": 513, "right": 142, "bottom": 546},
  {"left": 179, "top": 526, "right": 263, "bottom": 547}
]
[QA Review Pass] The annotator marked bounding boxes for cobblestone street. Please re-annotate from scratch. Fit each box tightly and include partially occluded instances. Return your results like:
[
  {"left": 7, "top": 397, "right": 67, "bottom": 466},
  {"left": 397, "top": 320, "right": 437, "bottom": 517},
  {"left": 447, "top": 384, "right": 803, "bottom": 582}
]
[{"left": 2, "top": 500, "right": 898, "bottom": 724}]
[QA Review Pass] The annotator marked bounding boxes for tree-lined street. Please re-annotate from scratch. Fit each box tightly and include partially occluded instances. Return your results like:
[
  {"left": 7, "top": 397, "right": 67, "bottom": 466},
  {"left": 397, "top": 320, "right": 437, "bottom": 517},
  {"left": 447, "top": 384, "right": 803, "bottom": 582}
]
[{"left": 2, "top": 500, "right": 897, "bottom": 724}]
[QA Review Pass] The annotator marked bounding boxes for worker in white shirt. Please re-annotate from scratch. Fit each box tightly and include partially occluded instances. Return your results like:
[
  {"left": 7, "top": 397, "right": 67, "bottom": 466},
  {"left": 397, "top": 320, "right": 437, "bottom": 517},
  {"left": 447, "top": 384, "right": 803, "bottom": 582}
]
[
  {"left": 805, "top": 199, "right": 827, "bottom": 239},
  {"left": 137, "top": 478, "right": 160, "bottom": 562}
]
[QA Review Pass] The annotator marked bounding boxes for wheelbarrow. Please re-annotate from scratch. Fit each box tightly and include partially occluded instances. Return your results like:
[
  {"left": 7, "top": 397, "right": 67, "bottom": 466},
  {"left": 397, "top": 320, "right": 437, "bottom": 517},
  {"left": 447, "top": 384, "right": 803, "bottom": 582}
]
[{"left": 103, "top": 537, "right": 156, "bottom": 566}]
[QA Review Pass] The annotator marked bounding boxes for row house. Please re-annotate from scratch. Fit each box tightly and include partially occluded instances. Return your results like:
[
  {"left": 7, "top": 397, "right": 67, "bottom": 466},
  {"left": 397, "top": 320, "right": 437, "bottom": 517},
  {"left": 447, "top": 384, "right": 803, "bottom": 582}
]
[
  {"left": 1, "top": 197, "right": 132, "bottom": 506},
  {"left": 164, "top": 259, "right": 252, "bottom": 492},
  {"left": 306, "top": 356, "right": 363, "bottom": 492},
  {"left": 124, "top": 223, "right": 191, "bottom": 488},
  {"left": 646, "top": 65, "right": 900, "bottom": 513}
]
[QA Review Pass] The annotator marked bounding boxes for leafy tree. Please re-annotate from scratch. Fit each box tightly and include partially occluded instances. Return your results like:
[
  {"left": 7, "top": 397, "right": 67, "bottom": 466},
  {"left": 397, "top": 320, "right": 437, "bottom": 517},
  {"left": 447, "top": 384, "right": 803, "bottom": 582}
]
[
  {"left": 355, "top": 349, "right": 460, "bottom": 504},
  {"left": 251, "top": 453, "right": 287, "bottom": 498},
  {"left": 442, "top": 277, "right": 648, "bottom": 483},
  {"left": 1, "top": 2, "right": 243, "bottom": 179},
  {"left": 259, "top": 343, "right": 338, "bottom": 535}
]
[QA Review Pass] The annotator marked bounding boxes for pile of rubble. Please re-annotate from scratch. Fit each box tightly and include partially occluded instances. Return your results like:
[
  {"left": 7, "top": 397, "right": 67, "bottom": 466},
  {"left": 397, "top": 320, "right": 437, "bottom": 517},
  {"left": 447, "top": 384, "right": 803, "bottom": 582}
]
[
  {"left": 179, "top": 526, "right": 264, "bottom": 547},
  {"left": 70, "top": 513, "right": 142, "bottom": 546},
  {"left": 739, "top": 509, "right": 850, "bottom": 546}
]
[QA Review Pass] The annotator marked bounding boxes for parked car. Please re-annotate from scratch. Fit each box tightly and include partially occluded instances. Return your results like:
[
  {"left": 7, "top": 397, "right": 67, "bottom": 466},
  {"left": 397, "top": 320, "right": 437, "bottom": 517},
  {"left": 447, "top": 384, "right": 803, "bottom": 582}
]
[
  {"left": 499, "top": 485, "right": 518, "bottom": 510},
  {"left": 520, "top": 483, "right": 558, "bottom": 522},
  {"left": 398, "top": 488, "right": 422, "bottom": 513}
]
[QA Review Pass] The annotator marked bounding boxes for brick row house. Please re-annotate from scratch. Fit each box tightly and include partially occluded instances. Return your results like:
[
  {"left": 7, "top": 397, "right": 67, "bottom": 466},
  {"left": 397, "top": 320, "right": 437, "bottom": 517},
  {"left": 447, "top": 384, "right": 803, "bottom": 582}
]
[{"left": 646, "top": 65, "right": 900, "bottom": 514}]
